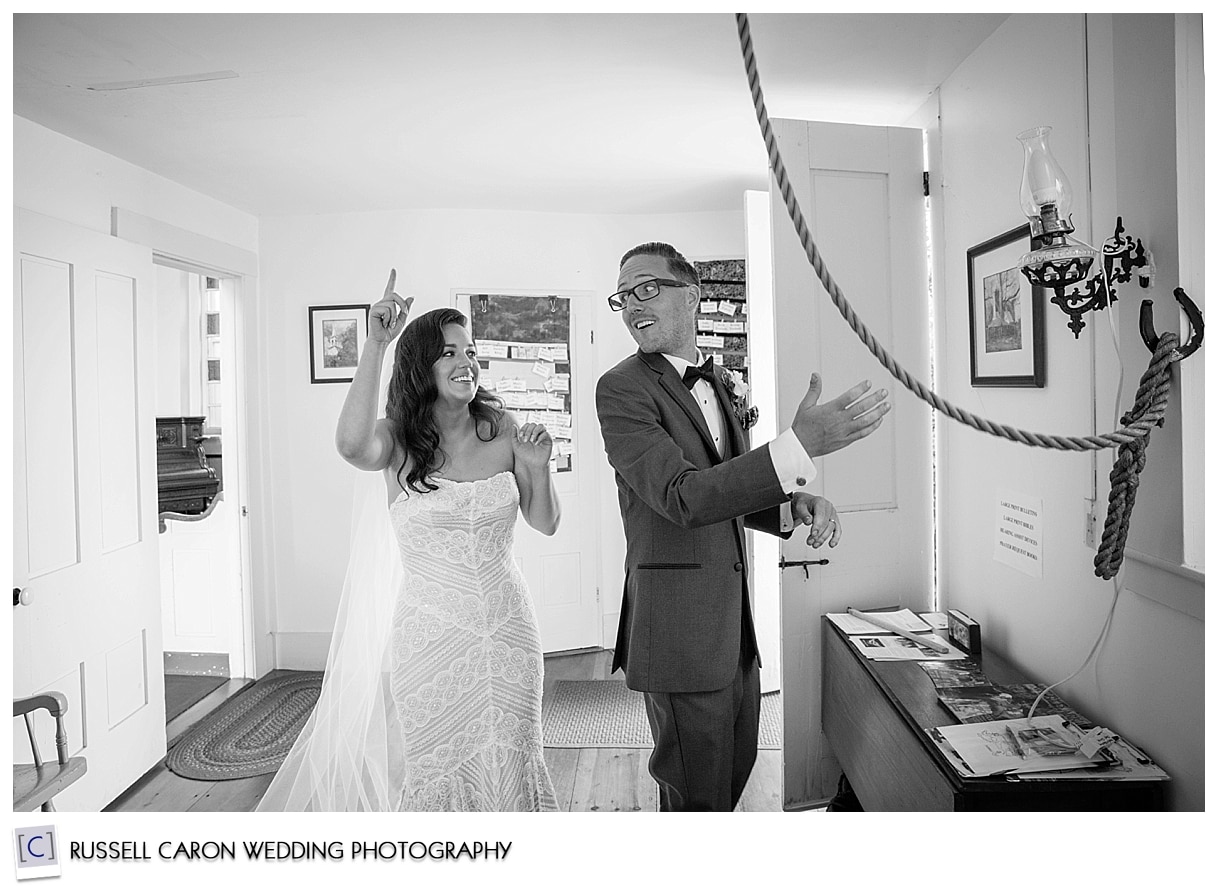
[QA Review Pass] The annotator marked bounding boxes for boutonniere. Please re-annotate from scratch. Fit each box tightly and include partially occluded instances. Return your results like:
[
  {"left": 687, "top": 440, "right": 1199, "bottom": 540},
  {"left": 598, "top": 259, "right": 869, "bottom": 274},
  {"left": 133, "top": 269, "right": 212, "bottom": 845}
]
[{"left": 723, "top": 368, "right": 759, "bottom": 432}]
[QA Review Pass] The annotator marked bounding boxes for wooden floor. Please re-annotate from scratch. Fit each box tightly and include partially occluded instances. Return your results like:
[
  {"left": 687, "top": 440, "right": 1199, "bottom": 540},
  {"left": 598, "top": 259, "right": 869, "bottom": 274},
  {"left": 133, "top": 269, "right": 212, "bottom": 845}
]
[{"left": 106, "top": 649, "right": 782, "bottom": 812}]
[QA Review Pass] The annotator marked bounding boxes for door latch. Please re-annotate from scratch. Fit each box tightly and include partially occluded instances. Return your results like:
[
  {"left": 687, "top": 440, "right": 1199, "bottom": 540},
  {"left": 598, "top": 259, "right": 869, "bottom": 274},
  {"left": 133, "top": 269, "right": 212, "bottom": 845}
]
[{"left": 779, "top": 557, "right": 829, "bottom": 579}]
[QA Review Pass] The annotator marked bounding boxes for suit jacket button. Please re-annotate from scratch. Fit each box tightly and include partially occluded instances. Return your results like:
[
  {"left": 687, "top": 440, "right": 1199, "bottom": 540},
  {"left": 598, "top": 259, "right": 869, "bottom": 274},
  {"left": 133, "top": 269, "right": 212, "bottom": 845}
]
[{"left": 734, "top": 562, "right": 743, "bottom": 572}]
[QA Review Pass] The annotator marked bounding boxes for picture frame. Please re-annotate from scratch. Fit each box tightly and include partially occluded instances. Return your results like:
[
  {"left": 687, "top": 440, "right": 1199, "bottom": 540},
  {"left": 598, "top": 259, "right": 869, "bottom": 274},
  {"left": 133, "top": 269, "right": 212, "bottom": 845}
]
[
  {"left": 966, "top": 225, "right": 1046, "bottom": 387},
  {"left": 308, "top": 304, "right": 369, "bottom": 384}
]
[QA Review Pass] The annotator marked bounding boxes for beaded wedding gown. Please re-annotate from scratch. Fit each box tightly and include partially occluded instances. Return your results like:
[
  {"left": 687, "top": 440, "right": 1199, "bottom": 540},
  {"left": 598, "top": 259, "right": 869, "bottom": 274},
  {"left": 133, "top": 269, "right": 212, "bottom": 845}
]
[{"left": 388, "top": 471, "right": 558, "bottom": 811}]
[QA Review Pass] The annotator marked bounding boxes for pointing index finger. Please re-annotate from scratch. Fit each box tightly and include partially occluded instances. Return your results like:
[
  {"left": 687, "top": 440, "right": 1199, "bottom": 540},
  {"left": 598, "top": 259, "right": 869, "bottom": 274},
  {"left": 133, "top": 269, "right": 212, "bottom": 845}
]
[{"left": 384, "top": 269, "right": 397, "bottom": 299}]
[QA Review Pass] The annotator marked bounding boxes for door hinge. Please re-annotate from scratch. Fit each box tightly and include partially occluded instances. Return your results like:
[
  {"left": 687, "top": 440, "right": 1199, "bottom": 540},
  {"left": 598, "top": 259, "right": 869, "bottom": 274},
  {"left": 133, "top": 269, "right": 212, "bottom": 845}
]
[
  {"left": 590, "top": 330, "right": 594, "bottom": 344},
  {"left": 922, "top": 171, "right": 930, "bottom": 197}
]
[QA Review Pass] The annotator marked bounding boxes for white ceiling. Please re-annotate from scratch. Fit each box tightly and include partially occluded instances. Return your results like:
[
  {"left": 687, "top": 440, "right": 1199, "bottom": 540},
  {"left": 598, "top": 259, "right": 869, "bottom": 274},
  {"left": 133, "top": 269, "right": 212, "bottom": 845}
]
[{"left": 14, "top": 13, "right": 1007, "bottom": 217}]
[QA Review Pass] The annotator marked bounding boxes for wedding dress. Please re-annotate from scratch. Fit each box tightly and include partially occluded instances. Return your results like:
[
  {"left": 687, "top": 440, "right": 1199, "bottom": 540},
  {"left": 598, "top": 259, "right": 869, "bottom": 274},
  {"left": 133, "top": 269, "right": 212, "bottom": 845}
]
[
  {"left": 257, "top": 460, "right": 557, "bottom": 812},
  {"left": 388, "top": 470, "right": 557, "bottom": 811},
  {"left": 258, "top": 335, "right": 557, "bottom": 812}
]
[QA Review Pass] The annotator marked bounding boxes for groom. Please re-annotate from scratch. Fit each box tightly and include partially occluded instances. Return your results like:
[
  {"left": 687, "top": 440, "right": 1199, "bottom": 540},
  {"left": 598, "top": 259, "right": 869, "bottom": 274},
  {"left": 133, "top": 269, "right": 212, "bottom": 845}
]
[{"left": 595, "top": 242, "right": 890, "bottom": 811}]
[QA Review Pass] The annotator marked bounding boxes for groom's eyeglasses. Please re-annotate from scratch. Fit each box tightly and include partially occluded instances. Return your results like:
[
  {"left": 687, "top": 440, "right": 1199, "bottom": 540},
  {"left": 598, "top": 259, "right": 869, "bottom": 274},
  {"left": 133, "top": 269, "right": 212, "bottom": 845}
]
[{"left": 607, "top": 278, "right": 688, "bottom": 312}]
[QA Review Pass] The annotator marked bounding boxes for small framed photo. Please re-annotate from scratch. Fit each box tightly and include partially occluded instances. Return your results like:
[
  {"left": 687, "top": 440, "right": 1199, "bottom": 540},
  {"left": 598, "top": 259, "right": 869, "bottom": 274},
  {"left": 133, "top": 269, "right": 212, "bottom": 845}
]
[
  {"left": 967, "top": 225, "right": 1046, "bottom": 387},
  {"left": 308, "top": 304, "right": 369, "bottom": 384}
]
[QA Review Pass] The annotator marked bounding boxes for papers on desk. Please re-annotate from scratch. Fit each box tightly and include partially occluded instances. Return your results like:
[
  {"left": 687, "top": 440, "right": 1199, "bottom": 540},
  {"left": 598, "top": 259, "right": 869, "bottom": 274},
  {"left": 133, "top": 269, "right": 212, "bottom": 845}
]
[
  {"left": 827, "top": 608, "right": 934, "bottom": 635},
  {"left": 848, "top": 634, "right": 966, "bottom": 661},
  {"left": 918, "top": 660, "right": 990, "bottom": 689},
  {"left": 1013, "top": 736, "right": 1170, "bottom": 781},
  {"left": 918, "top": 611, "right": 950, "bottom": 629},
  {"left": 928, "top": 715, "right": 1114, "bottom": 778},
  {"left": 936, "top": 682, "right": 1094, "bottom": 728}
]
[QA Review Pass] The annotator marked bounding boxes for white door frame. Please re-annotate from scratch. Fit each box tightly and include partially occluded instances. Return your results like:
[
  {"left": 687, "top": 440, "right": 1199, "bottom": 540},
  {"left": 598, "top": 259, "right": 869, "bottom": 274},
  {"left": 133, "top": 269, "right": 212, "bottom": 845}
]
[
  {"left": 111, "top": 209, "right": 261, "bottom": 678},
  {"left": 452, "top": 287, "right": 604, "bottom": 653}
]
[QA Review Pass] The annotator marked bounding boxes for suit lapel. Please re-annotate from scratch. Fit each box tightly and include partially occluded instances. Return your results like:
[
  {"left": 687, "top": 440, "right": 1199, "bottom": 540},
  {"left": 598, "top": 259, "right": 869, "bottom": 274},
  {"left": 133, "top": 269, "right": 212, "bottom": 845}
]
[
  {"left": 637, "top": 351, "right": 720, "bottom": 461},
  {"left": 709, "top": 369, "right": 745, "bottom": 459}
]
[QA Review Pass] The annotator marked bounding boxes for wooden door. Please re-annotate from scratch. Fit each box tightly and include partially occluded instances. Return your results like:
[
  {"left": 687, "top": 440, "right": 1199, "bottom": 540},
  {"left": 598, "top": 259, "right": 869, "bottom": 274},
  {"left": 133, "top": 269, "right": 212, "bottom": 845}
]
[
  {"left": 456, "top": 290, "right": 602, "bottom": 653},
  {"left": 13, "top": 208, "right": 163, "bottom": 810},
  {"left": 769, "top": 120, "right": 932, "bottom": 807}
]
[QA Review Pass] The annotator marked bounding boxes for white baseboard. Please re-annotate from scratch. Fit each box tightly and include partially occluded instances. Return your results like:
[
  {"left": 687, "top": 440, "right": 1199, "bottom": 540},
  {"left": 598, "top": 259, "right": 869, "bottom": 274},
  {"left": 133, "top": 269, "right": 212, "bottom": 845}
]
[{"left": 271, "top": 632, "right": 332, "bottom": 671}]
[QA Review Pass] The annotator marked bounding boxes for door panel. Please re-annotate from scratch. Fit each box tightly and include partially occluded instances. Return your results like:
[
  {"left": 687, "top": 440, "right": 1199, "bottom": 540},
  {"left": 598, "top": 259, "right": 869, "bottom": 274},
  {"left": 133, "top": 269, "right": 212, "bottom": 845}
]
[
  {"left": 95, "top": 272, "right": 143, "bottom": 552},
  {"left": 458, "top": 290, "right": 602, "bottom": 653},
  {"left": 770, "top": 121, "right": 931, "bottom": 808},
  {"left": 16, "top": 255, "right": 80, "bottom": 577},
  {"left": 14, "top": 208, "right": 163, "bottom": 810}
]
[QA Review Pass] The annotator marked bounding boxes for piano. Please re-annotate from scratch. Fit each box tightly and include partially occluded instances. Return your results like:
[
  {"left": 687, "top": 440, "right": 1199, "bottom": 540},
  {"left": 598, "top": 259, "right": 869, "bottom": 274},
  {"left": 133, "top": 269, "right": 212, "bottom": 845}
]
[{"left": 156, "top": 416, "right": 220, "bottom": 529}]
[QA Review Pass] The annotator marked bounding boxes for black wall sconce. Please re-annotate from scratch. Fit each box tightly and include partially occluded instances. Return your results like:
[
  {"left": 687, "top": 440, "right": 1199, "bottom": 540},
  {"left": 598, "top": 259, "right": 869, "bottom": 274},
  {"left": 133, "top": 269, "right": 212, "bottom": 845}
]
[
  {"left": 1013, "top": 124, "right": 1203, "bottom": 360},
  {"left": 1015, "top": 126, "right": 1158, "bottom": 338}
]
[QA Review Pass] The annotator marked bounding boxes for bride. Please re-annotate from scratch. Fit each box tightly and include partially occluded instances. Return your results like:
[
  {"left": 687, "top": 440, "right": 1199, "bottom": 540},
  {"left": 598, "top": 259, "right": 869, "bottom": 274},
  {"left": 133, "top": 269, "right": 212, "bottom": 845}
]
[{"left": 258, "top": 270, "right": 560, "bottom": 811}]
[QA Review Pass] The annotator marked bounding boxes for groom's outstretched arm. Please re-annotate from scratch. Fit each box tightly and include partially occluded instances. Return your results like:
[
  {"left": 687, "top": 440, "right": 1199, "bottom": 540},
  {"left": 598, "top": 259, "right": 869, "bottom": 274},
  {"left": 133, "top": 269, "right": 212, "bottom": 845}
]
[{"left": 596, "top": 370, "right": 789, "bottom": 529}]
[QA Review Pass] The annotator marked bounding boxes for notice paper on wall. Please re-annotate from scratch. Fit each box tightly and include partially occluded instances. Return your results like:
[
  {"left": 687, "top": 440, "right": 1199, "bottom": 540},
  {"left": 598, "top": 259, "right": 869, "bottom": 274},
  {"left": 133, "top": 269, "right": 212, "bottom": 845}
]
[
  {"left": 994, "top": 489, "right": 1043, "bottom": 578},
  {"left": 477, "top": 341, "right": 511, "bottom": 360}
]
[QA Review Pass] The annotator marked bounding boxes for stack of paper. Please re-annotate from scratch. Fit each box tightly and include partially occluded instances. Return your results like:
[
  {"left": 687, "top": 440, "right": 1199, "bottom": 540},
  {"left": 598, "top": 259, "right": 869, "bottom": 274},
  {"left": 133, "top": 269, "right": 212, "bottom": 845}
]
[
  {"left": 847, "top": 635, "right": 966, "bottom": 661},
  {"left": 1014, "top": 736, "right": 1170, "bottom": 781},
  {"left": 928, "top": 715, "right": 1115, "bottom": 778},
  {"left": 827, "top": 608, "right": 934, "bottom": 635}
]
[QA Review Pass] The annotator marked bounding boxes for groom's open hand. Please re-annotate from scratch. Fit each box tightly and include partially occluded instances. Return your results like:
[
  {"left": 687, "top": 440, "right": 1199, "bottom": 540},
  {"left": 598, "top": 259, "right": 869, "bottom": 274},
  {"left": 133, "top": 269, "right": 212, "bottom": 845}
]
[{"left": 791, "top": 374, "right": 890, "bottom": 459}]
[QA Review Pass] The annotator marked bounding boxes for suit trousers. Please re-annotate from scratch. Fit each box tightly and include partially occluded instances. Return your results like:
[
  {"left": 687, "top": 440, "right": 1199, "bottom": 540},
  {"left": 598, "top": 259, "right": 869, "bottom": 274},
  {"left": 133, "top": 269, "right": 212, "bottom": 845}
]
[{"left": 641, "top": 653, "right": 761, "bottom": 811}]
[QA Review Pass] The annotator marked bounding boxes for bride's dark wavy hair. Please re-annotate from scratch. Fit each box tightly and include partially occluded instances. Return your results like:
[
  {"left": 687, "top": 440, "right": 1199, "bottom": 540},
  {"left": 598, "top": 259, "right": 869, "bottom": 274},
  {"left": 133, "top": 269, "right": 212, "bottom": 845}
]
[{"left": 386, "top": 307, "right": 505, "bottom": 495}]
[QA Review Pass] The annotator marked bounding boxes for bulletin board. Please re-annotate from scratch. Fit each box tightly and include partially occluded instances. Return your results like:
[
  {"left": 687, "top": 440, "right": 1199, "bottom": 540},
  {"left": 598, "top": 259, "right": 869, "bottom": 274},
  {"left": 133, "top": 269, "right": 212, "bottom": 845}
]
[
  {"left": 469, "top": 295, "right": 574, "bottom": 473},
  {"left": 693, "top": 259, "right": 749, "bottom": 382}
]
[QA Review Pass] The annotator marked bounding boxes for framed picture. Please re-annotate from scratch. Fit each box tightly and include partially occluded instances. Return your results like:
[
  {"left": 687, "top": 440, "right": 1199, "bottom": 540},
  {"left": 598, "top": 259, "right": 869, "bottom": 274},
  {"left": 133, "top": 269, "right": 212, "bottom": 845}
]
[
  {"left": 308, "top": 304, "right": 369, "bottom": 384},
  {"left": 966, "top": 225, "right": 1046, "bottom": 387}
]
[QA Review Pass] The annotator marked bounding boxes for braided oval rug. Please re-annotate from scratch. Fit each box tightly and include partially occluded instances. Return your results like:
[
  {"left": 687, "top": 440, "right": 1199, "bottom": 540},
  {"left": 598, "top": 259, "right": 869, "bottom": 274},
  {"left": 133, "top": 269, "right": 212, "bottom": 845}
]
[{"left": 166, "top": 671, "right": 322, "bottom": 781}]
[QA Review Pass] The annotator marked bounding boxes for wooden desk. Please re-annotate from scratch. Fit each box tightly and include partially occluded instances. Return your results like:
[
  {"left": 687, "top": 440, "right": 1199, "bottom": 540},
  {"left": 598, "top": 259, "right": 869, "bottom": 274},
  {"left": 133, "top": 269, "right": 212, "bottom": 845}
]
[{"left": 822, "top": 618, "right": 1165, "bottom": 811}]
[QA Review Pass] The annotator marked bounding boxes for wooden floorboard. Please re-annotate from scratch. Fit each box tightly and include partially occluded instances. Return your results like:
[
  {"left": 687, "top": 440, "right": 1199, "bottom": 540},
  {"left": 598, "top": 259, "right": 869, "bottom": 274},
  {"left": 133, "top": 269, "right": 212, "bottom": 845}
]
[
  {"left": 542, "top": 747, "right": 580, "bottom": 810},
  {"left": 107, "top": 649, "right": 781, "bottom": 812},
  {"left": 737, "top": 749, "right": 782, "bottom": 812},
  {"left": 189, "top": 773, "right": 276, "bottom": 813}
]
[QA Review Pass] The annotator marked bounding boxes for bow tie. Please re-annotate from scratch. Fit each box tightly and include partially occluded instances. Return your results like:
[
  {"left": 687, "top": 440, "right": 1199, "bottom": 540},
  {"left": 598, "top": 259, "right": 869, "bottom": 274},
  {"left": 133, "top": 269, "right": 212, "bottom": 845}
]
[{"left": 682, "top": 358, "right": 717, "bottom": 390}]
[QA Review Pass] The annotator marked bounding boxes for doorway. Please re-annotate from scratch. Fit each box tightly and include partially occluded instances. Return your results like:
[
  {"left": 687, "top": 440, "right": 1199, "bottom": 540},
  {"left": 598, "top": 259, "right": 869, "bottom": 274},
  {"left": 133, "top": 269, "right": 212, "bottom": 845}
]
[
  {"left": 154, "top": 267, "right": 251, "bottom": 718},
  {"left": 454, "top": 289, "right": 603, "bottom": 653}
]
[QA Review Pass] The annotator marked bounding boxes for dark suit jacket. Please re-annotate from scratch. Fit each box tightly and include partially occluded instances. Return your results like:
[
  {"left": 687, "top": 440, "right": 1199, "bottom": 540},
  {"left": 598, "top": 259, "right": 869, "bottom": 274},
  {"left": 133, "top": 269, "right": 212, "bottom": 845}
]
[{"left": 596, "top": 350, "right": 793, "bottom": 694}]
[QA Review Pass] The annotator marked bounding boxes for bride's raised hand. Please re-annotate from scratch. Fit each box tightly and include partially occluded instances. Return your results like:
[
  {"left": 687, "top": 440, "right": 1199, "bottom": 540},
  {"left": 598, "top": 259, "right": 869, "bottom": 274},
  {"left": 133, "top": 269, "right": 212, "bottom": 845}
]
[{"left": 369, "top": 269, "right": 413, "bottom": 345}]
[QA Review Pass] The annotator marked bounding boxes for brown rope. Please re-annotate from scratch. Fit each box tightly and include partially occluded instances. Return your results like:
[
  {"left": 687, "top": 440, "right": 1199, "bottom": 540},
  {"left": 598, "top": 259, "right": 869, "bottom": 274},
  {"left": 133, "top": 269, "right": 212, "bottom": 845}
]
[
  {"left": 733, "top": 13, "right": 1171, "bottom": 451},
  {"left": 1093, "top": 333, "right": 1178, "bottom": 579}
]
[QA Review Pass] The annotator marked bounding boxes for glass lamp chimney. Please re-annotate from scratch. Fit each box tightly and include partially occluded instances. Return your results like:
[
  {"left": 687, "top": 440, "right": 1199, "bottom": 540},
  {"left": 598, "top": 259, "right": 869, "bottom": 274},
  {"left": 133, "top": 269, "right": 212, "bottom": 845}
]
[{"left": 1018, "top": 126, "right": 1074, "bottom": 238}]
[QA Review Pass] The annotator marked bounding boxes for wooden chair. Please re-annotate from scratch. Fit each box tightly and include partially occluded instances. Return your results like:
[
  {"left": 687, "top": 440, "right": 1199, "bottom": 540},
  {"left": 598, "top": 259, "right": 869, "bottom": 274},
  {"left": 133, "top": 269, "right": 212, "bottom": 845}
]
[{"left": 13, "top": 692, "right": 87, "bottom": 812}]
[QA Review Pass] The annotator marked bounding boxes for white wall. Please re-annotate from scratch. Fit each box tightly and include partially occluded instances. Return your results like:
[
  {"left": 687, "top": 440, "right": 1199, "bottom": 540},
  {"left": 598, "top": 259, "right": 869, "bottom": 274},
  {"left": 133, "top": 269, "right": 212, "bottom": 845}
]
[
  {"left": 155, "top": 266, "right": 193, "bottom": 416},
  {"left": 13, "top": 117, "right": 258, "bottom": 251},
  {"left": 933, "top": 14, "right": 1202, "bottom": 811},
  {"left": 257, "top": 208, "right": 744, "bottom": 665}
]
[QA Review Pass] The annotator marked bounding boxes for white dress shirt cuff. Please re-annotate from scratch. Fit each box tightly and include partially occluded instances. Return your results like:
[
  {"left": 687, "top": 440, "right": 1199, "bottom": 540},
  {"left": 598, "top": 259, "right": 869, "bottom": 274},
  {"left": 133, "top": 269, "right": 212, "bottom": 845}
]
[{"left": 769, "top": 428, "right": 818, "bottom": 495}]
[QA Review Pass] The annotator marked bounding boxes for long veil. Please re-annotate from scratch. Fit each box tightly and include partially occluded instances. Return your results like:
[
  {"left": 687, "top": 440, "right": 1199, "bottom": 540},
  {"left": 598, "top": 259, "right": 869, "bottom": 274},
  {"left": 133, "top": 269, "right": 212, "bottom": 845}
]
[{"left": 257, "top": 349, "right": 405, "bottom": 811}]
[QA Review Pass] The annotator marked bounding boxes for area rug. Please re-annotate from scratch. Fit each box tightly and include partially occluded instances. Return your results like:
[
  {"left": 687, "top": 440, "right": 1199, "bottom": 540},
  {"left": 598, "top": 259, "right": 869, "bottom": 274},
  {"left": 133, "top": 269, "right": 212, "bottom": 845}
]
[
  {"left": 542, "top": 680, "right": 782, "bottom": 749},
  {"left": 164, "top": 674, "right": 227, "bottom": 723},
  {"left": 166, "top": 671, "right": 322, "bottom": 781}
]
